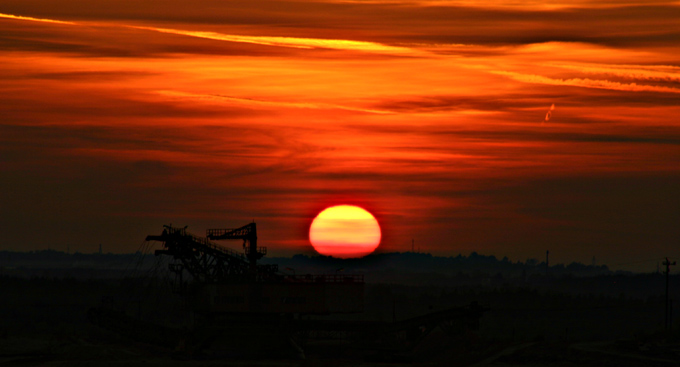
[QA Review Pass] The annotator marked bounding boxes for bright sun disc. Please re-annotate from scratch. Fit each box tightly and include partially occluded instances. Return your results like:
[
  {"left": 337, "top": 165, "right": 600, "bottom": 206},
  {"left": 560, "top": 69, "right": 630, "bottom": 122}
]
[{"left": 309, "top": 205, "right": 381, "bottom": 258}]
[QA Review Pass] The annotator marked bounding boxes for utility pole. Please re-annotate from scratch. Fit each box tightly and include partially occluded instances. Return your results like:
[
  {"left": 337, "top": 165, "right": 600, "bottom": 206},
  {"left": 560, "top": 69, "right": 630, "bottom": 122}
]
[{"left": 664, "top": 257, "right": 676, "bottom": 331}]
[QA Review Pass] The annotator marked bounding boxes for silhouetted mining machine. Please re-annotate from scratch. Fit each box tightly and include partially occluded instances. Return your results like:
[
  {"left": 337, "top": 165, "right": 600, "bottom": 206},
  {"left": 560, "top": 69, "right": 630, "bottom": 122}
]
[
  {"left": 89, "top": 223, "right": 486, "bottom": 358},
  {"left": 147, "top": 223, "right": 363, "bottom": 315}
]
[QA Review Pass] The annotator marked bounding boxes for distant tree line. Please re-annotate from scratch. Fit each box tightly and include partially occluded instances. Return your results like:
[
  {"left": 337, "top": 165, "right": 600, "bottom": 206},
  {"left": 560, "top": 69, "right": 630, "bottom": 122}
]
[{"left": 262, "top": 251, "right": 613, "bottom": 280}]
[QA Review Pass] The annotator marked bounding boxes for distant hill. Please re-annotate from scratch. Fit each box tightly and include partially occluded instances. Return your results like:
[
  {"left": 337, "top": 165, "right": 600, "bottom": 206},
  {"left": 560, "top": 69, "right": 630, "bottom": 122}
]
[
  {"left": 260, "top": 251, "right": 612, "bottom": 285},
  {"left": 3, "top": 249, "right": 675, "bottom": 299},
  {"left": 1, "top": 250, "right": 611, "bottom": 276}
]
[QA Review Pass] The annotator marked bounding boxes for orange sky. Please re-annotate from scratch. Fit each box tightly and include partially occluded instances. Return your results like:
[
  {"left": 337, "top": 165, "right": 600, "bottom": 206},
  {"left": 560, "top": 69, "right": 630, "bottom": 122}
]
[{"left": 1, "top": 0, "right": 679, "bottom": 271}]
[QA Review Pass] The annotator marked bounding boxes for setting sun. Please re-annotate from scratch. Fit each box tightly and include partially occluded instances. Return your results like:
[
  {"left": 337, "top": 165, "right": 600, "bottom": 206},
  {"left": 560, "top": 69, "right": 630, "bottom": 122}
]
[{"left": 309, "top": 205, "right": 381, "bottom": 258}]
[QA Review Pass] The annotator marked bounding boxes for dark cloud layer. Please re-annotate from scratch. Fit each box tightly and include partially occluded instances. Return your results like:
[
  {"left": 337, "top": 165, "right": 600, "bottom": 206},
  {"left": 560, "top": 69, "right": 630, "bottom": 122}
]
[{"left": 3, "top": 1, "right": 680, "bottom": 47}]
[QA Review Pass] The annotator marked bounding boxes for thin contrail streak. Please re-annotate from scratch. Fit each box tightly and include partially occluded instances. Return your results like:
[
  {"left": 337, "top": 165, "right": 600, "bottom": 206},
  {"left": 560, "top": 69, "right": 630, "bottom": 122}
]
[
  {"left": 544, "top": 103, "right": 555, "bottom": 123},
  {"left": 493, "top": 71, "right": 680, "bottom": 94},
  {"left": 158, "top": 91, "right": 394, "bottom": 115}
]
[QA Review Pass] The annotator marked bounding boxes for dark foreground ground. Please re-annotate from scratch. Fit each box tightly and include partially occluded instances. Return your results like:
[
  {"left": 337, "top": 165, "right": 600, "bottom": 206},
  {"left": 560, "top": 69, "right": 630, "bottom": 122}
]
[
  {"left": 3, "top": 333, "right": 680, "bottom": 366},
  {"left": 1, "top": 275, "right": 680, "bottom": 366}
]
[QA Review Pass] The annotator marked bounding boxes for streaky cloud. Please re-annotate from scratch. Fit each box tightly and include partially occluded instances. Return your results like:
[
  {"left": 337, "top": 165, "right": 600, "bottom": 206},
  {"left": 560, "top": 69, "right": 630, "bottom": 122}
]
[
  {"left": 0, "top": 11, "right": 417, "bottom": 55},
  {"left": 129, "top": 25, "right": 416, "bottom": 54},
  {"left": 320, "top": 0, "right": 680, "bottom": 10},
  {"left": 0, "top": 12, "right": 75, "bottom": 25}
]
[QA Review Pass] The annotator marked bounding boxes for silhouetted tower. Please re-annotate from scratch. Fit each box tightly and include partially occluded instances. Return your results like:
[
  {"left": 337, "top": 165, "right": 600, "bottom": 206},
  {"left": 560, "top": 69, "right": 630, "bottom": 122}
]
[
  {"left": 412, "top": 239, "right": 414, "bottom": 253},
  {"left": 546, "top": 250, "right": 550, "bottom": 276},
  {"left": 664, "top": 257, "right": 676, "bottom": 331},
  {"left": 99, "top": 243, "right": 102, "bottom": 255}
]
